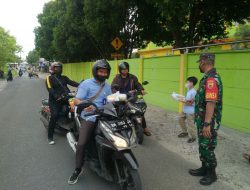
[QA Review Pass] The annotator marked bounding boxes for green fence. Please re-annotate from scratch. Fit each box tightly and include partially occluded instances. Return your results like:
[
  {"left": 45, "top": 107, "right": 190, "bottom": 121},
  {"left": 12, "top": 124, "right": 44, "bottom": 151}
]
[
  {"left": 62, "top": 50, "right": 250, "bottom": 132},
  {"left": 185, "top": 51, "right": 250, "bottom": 132}
]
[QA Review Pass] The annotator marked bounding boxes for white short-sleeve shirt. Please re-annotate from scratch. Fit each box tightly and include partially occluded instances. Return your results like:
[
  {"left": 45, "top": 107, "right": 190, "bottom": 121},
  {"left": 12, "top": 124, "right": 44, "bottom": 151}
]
[{"left": 183, "top": 88, "right": 197, "bottom": 114}]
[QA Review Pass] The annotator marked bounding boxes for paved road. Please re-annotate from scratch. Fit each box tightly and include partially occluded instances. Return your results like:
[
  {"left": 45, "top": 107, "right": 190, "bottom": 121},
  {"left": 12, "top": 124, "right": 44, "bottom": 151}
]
[{"left": 0, "top": 76, "right": 232, "bottom": 190}]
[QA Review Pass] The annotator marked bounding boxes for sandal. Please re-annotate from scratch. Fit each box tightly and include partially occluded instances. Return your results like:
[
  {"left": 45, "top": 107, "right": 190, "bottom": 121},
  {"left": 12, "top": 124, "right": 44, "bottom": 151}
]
[
  {"left": 178, "top": 132, "right": 188, "bottom": 138},
  {"left": 144, "top": 128, "right": 152, "bottom": 136},
  {"left": 187, "top": 138, "right": 196, "bottom": 143},
  {"left": 243, "top": 153, "right": 250, "bottom": 163}
]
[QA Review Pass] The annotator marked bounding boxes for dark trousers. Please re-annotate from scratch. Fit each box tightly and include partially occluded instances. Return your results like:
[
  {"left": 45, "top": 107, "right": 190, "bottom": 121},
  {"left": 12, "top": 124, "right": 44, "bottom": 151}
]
[
  {"left": 75, "top": 119, "right": 95, "bottom": 169},
  {"left": 48, "top": 100, "right": 62, "bottom": 140}
]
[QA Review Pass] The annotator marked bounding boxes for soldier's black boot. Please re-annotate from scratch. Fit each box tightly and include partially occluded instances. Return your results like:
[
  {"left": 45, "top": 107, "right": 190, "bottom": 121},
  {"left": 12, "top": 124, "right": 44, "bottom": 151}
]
[
  {"left": 189, "top": 162, "right": 206, "bottom": 176},
  {"left": 199, "top": 167, "right": 217, "bottom": 185}
]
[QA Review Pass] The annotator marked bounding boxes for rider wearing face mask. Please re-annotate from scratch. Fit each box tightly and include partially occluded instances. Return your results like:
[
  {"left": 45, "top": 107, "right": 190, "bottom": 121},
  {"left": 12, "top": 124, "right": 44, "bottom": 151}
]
[
  {"left": 178, "top": 76, "right": 198, "bottom": 143},
  {"left": 45, "top": 62, "right": 79, "bottom": 145},
  {"left": 68, "top": 59, "right": 112, "bottom": 185}
]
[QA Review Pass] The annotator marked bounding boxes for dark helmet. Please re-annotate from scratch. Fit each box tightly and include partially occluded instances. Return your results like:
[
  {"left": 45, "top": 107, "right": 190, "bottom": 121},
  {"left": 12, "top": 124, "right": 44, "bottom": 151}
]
[
  {"left": 51, "top": 62, "right": 63, "bottom": 73},
  {"left": 51, "top": 62, "right": 62, "bottom": 73},
  {"left": 92, "top": 59, "right": 111, "bottom": 81},
  {"left": 119, "top": 61, "right": 129, "bottom": 73},
  {"left": 54, "top": 62, "right": 62, "bottom": 67}
]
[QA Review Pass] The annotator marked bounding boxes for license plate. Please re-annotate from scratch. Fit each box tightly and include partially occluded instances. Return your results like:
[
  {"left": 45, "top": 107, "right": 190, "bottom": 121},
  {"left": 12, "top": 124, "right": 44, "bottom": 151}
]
[{"left": 109, "top": 119, "right": 133, "bottom": 131}]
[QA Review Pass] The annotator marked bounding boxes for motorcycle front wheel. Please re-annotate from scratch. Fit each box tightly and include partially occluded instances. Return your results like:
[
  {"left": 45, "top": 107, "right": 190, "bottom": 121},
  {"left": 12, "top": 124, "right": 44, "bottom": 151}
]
[
  {"left": 115, "top": 160, "right": 142, "bottom": 190},
  {"left": 135, "top": 122, "right": 144, "bottom": 144}
]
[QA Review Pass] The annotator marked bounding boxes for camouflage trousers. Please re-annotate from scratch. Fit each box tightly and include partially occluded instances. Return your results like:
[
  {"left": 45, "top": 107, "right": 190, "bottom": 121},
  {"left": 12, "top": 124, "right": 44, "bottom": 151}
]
[{"left": 197, "top": 125, "right": 218, "bottom": 168}]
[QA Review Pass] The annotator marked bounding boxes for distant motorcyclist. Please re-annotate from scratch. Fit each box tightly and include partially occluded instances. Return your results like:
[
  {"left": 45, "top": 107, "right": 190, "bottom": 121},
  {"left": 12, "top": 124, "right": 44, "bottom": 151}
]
[
  {"left": 0, "top": 69, "right": 4, "bottom": 79},
  {"left": 19, "top": 69, "right": 23, "bottom": 77},
  {"left": 111, "top": 61, "right": 151, "bottom": 136},
  {"left": 45, "top": 62, "right": 79, "bottom": 145},
  {"left": 7, "top": 67, "right": 13, "bottom": 81}
]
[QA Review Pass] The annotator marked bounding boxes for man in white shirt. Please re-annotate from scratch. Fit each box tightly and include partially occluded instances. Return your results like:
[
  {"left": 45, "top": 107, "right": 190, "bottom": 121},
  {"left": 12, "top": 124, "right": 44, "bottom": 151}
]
[{"left": 178, "top": 76, "right": 198, "bottom": 143}]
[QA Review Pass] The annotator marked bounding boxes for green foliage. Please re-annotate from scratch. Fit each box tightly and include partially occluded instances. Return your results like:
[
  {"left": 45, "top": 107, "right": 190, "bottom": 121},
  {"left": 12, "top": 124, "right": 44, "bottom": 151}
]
[
  {"left": 235, "top": 24, "right": 250, "bottom": 39},
  {"left": 0, "top": 26, "right": 21, "bottom": 67},
  {"left": 34, "top": 1, "right": 58, "bottom": 61},
  {"left": 34, "top": 0, "right": 250, "bottom": 61},
  {"left": 35, "top": 0, "right": 102, "bottom": 62},
  {"left": 26, "top": 49, "right": 40, "bottom": 65},
  {"left": 150, "top": 0, "right": 250, "bottom": 48}
]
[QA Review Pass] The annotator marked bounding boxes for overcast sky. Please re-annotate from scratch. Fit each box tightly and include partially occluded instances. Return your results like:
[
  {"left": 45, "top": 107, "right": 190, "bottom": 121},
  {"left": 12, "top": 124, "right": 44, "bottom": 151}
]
[{"left": 0, "top": 0, "right": 50, "bottom": 59}]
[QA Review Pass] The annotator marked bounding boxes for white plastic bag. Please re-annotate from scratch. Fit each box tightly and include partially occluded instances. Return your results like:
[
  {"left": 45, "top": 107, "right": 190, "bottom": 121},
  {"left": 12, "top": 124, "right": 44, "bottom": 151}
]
[
  {"left": 107, "top": 91, "right": 127, "bottom": 102},
  {"left": 171, "top": 92, "right": 185, "bottom": 102}
]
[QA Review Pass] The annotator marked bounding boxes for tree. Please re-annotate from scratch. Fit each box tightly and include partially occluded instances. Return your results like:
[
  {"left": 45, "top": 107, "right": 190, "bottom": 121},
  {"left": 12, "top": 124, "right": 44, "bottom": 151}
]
[
  {"left": 0, "top": 26, "right": 21, "bottom": 68},
  {"left": 35, "top": 0, "right": 101, "bottom": 62},
  {"left": 34, "top": 1, "right": 58, "bottom": 61},
  {"left": 26, "top": 49, "right": 40, "bottom": 65},
  {"left": 52, "top": 0, "right": 100, "bottom": 62},
  {"left": 83, "top": 0, "right": 149, "bottom": 58},
  {"left": 83, "top": 0, "right": 123, "bottom": 58},
  {"left": 35, "top": 0, "right": 250, "bottom": 61},
  {"left": 147, "top": 0, "right": 250, "bottom": 49},
  {"left": 235, "top": 24, "right": 250, "bottom": 39}
]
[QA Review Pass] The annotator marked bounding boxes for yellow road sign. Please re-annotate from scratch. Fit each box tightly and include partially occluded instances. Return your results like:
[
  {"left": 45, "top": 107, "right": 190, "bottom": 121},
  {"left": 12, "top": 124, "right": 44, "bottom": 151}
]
[{"left": 111, "top": 37, "right": 123, "bottom": 51}]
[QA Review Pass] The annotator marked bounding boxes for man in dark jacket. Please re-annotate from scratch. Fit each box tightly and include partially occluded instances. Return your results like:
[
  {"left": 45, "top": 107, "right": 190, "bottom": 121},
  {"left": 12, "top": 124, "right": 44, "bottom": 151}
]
[
  {"left": 45, "top": 62, "right": 79, "bottom": 144},
  {"left": 111, "top": 61, "right": 151, "bottom": 136},
  {"left": 111, "top": 62, "right": 144, "bottom": 94}
]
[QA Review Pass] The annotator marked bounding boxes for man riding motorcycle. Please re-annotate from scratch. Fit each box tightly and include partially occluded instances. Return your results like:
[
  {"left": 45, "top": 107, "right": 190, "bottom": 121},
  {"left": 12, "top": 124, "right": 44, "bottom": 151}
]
[
  {"left": 7, "top": 67, "right": 13, "bottom": 81},
  {"left": 68, "top": 59, "right": 112, "bottom": 185},
  {"left": 18, "top": 69, "right": 23, "bottom": 77},
  {"left": 111, "top": 61, "right": 151, "bottom": 136},
  {"left": 45, "top": 62, "right": 79, "bottom": 145}
]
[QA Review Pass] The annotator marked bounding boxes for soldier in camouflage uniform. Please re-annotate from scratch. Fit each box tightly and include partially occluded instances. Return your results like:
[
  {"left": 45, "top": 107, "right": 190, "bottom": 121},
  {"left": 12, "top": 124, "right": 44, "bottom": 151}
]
[{"left": 189, "top": 53, "right": 223, "bottom": 186}]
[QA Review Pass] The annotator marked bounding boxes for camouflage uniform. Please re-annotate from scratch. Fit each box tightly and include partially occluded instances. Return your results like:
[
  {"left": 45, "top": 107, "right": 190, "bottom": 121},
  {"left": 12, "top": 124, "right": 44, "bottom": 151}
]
[{"left": 195, "top": 68, "right": 223, "bottom": 169}]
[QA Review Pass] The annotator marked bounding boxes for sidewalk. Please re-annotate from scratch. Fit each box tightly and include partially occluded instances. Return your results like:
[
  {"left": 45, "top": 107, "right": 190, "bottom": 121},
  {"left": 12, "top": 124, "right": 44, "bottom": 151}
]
[{"left": 145, "top": 105, "right": 250, "bottom": 190}]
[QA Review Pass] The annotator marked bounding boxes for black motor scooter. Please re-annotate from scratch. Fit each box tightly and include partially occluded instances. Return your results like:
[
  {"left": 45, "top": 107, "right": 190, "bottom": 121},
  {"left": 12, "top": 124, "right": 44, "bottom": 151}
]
[
  {"left": 40, "top": 92, "right": 76, "bottom": 133},
  {"left": 113, "top": 81, "right": 149, "bottom": 144},
  {"left": 126, "top": 92, "right": 148, "bottom": 144},
  {"left": 6, "top": 70, "right": 13, "bottom": 82},
  {"left": 66, "top": 100, "right": 142, "bottom": 190},
  {"left": 19, "top": 70, "right": 23, "bottom": 77}
]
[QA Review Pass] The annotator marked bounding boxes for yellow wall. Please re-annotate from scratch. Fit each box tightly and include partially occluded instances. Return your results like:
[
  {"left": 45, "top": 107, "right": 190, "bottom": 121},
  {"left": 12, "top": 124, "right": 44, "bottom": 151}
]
[{"left": 138, "top": 48, "right": 180, "bottom": 58}]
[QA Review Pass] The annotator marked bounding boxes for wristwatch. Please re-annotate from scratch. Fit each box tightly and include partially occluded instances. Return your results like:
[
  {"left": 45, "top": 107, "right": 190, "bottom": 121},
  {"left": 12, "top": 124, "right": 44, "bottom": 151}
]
[{"left": 204, "top": 122, "right": 211, "bottom": 127}]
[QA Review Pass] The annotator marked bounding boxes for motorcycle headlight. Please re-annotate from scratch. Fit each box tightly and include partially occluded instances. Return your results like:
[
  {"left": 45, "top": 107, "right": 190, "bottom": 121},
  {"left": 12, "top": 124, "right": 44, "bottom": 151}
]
[
  {"left": 110, "top": 134, "right": 128, "bottom": 148},
  {"left": 100, "top": 122, "right": 128, "bottom": 148}
]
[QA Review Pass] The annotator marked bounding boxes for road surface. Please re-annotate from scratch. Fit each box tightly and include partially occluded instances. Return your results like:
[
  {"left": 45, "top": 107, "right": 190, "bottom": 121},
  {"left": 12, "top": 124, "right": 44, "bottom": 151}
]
[{"left": 0, "top": 75, "right": 232, "bottom": 190}]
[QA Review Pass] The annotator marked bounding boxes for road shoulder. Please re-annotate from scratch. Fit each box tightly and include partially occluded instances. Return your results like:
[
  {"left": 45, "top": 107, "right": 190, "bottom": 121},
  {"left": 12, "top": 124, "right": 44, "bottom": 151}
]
[{"left": 145, "top": 104, "right": 250, "bottom": 190}]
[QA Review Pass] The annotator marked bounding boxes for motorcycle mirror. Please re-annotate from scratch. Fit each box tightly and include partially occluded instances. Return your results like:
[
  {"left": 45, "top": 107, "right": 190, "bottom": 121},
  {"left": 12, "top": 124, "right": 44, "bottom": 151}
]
[
  {"left": 142, "top": 81, "right": 149, "bottom": 85},
  {"left": 77, "top": 100, "right": 92, "bottom": 110}
]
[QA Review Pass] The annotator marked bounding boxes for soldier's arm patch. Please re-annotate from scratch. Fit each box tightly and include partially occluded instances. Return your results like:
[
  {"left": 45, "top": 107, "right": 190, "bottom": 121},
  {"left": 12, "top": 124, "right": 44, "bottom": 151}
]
[{"left": 205, "top": 78, "right": 218, "bottom": 102}]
